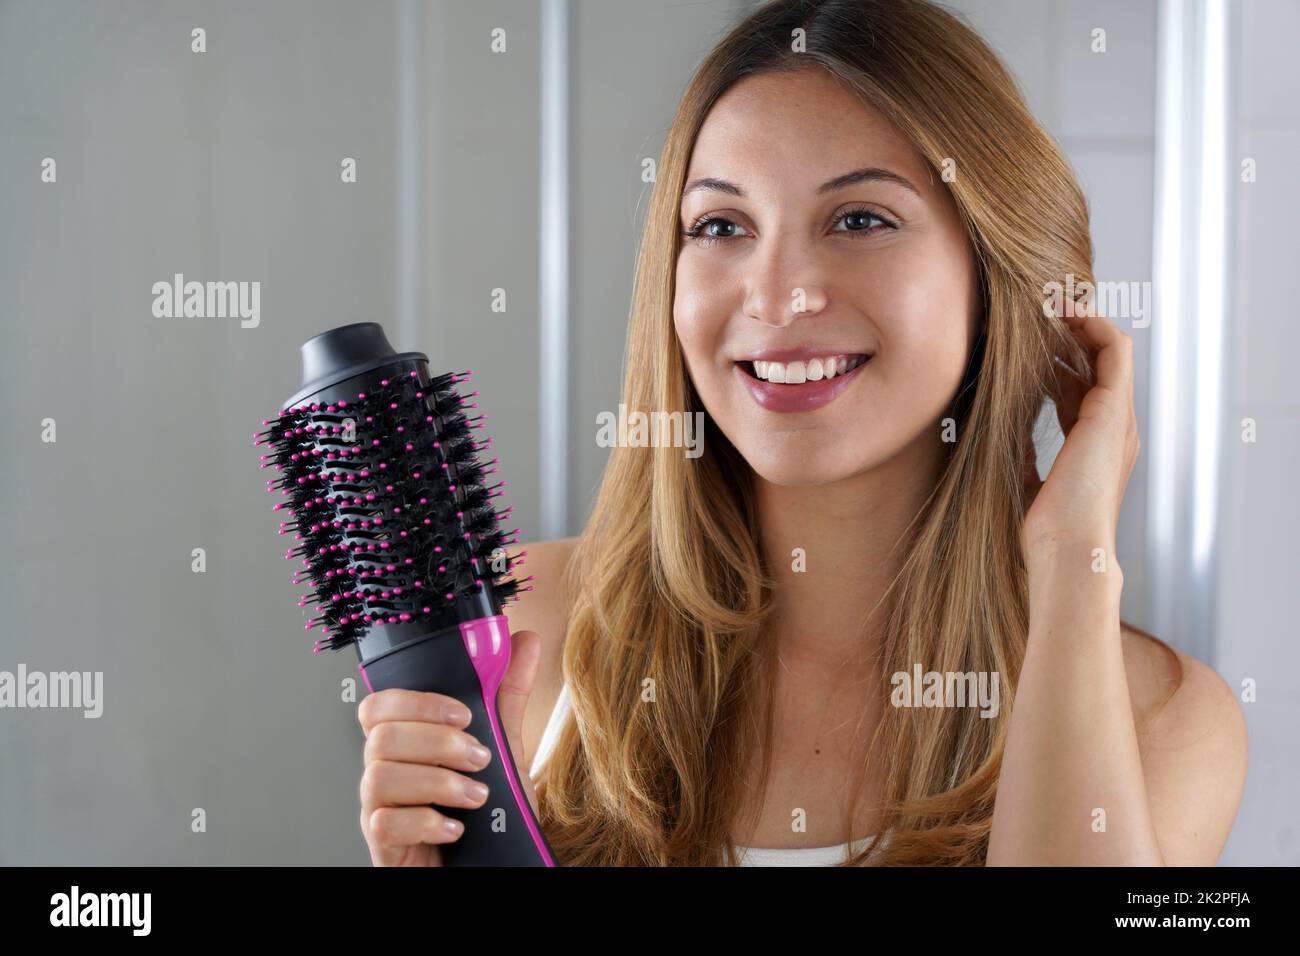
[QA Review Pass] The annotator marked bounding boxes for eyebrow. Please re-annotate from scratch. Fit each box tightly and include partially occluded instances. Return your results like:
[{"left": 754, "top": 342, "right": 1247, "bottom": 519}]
[{"left": 681, "top": 166, "right": 921, "bottom": 201}]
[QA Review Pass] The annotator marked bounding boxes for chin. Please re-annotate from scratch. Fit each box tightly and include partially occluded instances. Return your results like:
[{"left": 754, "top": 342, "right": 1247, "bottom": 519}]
[{"left": 730, "top": 437, "right": 894, "bottom": 487}]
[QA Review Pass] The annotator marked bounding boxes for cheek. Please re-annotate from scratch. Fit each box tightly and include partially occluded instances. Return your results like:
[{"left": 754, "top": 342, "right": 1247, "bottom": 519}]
[
  {"left": 871, "top": 256, "right": 975, "bottom": 413},
  {"left": 672, "top": 262, "right": 728, "bottom": 373}
]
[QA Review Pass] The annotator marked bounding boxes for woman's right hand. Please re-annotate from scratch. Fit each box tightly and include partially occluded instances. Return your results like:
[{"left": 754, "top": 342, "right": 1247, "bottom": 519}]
[{"left": 356, "top": 630, "right": 544, "bottom": 866}]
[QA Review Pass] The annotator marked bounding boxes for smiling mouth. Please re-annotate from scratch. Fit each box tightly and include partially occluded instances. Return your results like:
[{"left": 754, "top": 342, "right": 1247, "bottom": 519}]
[{"left": 738, "top": 354, "right": 872, "bottom": 383}]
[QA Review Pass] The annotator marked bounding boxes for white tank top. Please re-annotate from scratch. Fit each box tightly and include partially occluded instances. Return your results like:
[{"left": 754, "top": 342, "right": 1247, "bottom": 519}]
[{"left": 529, "top": 683, "right": 877, "bottom": 865}]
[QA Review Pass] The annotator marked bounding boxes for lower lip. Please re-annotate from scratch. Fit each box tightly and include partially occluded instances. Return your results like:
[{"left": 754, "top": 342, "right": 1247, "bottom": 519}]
[{"left": 736, "top": 358, "right": 871, "bottom": 413}]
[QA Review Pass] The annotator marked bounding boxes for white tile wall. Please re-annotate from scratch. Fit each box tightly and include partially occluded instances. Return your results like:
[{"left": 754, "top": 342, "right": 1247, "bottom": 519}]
[
  {"left": 1239, "top": 0, "right": 1300, "bottom": 125},
  {"left": 1218, "top": 0, "right": 1300, "bottom": 864},
  {"left": 1231, "top": 128, "right": 1300, "bottom": 409},
  {"left": 1058, "top": 0, "right": 1158, "bottom": 141}
]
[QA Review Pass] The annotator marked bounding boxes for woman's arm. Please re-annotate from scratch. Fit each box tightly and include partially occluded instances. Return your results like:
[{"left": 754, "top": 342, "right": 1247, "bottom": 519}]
[
  {"left": 991, "top": 543, "right": 1162, "bottom": 864},
  {"left": 987, "top": 302, "right": 1247, "bottom": 865}
]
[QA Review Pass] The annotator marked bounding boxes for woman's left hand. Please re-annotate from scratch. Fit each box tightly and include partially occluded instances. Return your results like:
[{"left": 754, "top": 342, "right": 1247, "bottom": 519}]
[{"left": 1021, "top": 295, "right": 1141, "bottom": 571}]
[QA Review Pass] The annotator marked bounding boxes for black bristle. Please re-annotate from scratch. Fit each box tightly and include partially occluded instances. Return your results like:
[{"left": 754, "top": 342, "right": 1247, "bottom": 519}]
[{"left": 254, "top": 368, "right": 531, "bottom": 653}]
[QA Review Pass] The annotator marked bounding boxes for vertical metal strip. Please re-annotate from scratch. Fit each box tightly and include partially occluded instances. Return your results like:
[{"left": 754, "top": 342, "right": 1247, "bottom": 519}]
[
  {"left": 396, "top": 0, "right": 423, "bottom": 351},
  {"left": 1149, "top": 0, "right": 1189, "bottom": 654},
  {"left": 1149, "top": 0, "right": 1230, "bottom": 662},
  {"left": 540, "top": 0, "right": 571, "bottom": 539},
  {"left": 1191, "top": 0, "right": 1230, "bottom": 666}
]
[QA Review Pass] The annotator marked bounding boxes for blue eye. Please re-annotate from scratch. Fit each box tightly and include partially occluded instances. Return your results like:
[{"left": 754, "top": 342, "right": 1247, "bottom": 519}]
[
  {"left": 832, "top": 207, "right": 893, "bottom": 234},
  {"left": 681, "top": 216, "right": 748, "bottom": 245},
  {"left": 681, "top": 204, "right": 897, "bottom": 247}
]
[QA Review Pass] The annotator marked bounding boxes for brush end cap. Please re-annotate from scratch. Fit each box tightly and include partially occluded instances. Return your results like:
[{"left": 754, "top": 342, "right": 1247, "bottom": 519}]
[{"left": 286, "top": 322, "right": 427, "bottom": 408}]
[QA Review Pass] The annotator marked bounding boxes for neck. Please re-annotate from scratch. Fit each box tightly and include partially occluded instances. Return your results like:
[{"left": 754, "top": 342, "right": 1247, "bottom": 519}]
[{"left": 754, "top": 431, "right": 946, "bottom": 675}]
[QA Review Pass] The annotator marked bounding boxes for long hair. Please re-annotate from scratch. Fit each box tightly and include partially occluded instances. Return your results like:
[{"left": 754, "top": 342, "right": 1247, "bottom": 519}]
[{"left": 535, "top": 0, "right": 1172, "bottom": 866}]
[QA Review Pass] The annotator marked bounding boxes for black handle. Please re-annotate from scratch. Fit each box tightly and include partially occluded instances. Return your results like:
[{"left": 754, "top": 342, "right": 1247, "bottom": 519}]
[{"left": 358, "top": 620, "right": 558, "bottom": 866}]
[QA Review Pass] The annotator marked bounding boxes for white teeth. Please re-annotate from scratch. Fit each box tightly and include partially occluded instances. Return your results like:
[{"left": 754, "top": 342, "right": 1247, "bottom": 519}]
[{"left": 748, "top": 354, "right": 868, "bottom": 383}]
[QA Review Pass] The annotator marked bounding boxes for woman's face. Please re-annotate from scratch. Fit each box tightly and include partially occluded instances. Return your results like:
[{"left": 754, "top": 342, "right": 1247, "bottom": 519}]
[{"left": 673, "top": 68, "right": 982, "bottom": 487}]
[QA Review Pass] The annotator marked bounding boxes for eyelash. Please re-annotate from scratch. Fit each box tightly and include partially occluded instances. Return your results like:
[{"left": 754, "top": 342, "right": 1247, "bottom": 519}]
[{"left": 681, "top": 205, "right": 898, "bottom": 247}]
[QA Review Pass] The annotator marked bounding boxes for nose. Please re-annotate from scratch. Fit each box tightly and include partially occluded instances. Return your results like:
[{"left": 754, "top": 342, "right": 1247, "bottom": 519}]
[{"left": 741, "top": 238, "right": 830, "bottom": 328}]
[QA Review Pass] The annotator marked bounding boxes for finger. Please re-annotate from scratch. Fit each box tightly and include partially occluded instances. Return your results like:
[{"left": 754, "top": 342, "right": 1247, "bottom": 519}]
[
  {"left": 497, "top": 630, "right": 542, "bottom": 770},
  {"left": 366, "top": 805, "right": 464, "bottom": 847},
  {"left": 1050, "top": 354, "right": 1087, "bottom": 435},
  {"left": 360, "top": 759, "right": 490, "bottom": 813},
  {"left": 363, "top": 721, "right": 491, "bottom": 773},
  {"left": 358, "top": 688, "right": 473, "bottom": 738},
  {"left": 1061, "top": 307, "right": 1133, "bottom": 398}
]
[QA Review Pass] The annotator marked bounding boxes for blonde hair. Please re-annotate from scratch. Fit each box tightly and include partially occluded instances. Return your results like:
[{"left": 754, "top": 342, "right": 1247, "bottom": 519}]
[{"left": 536, "top": 0, "right": 1176, "bottom": 865}]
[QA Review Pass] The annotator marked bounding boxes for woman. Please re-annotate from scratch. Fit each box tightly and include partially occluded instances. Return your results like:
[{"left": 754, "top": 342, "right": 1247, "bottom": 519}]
[{"left": 357, "top": 0, "right": 1247, "bottom": 866}]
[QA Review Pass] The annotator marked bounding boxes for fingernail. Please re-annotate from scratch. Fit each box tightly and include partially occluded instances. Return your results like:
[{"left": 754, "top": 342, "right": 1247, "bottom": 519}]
[
  {"left": 470, "top": 744, "right": 491, "bottom": 766},
  {"left": 465, "top": 779, "right": 489, "bottom": 801},
  {"left": 444, "top": 703, "right": 472, "bottom": 724}
]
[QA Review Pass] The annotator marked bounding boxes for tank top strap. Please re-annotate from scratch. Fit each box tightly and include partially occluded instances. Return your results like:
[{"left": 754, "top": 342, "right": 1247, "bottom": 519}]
[{"left": 528, "top": 681, "right": 572, "bottom": 779}]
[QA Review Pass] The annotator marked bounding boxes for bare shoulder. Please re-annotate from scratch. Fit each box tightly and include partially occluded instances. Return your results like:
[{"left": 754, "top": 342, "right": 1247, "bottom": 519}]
[
  {"left": 509, "top": 537, "right": 581, "bottom": 771},
  {"left": 1120, "top": 623, "right": 1248, "bottom": 865},
  {"left": 506, "top": 537, "right": 581, "bottom": 636}
]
